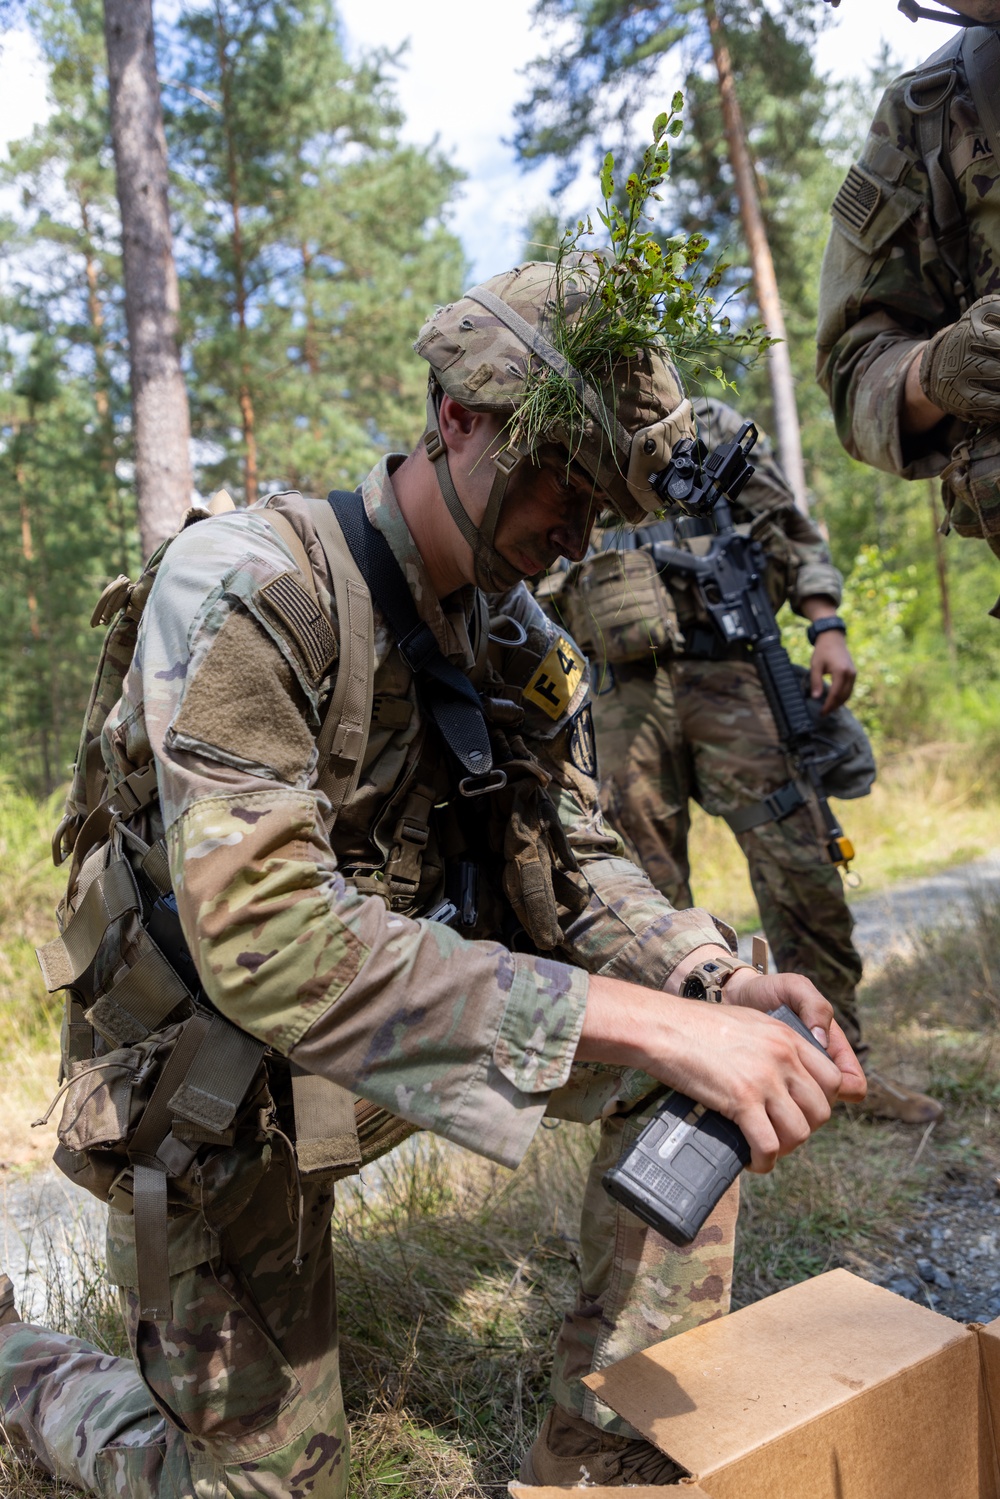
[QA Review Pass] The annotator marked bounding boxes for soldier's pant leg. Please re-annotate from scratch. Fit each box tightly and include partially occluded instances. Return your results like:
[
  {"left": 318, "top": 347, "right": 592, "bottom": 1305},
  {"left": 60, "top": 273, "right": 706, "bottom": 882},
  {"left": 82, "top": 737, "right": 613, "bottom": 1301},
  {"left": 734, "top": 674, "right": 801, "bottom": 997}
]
[
  {"left": 674, "top": 659, "right": 865, "bottom": 1051},
  {"left": 0, "top": 1156, "right": 348, "bottom": 1498},
  {"left": 589, "top": 664, "right": 695, "bottom": 907},
  {"left": 548, "top": 1089, "right": 738, "bottom": 1436}
]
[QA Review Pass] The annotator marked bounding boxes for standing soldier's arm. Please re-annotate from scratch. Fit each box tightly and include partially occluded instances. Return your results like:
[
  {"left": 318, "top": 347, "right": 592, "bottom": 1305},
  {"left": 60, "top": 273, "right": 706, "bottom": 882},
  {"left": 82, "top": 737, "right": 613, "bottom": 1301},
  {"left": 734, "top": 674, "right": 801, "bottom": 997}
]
[{"left": 816, "top": 69, "right": 969, "bottom": 479}]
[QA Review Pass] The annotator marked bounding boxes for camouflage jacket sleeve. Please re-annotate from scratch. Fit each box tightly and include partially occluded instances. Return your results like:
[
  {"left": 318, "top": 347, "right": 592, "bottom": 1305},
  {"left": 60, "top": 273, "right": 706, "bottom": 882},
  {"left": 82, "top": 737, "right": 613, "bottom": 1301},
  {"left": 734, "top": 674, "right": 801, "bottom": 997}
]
[
  {"left": 694, "top": 398, "right": 843, "bottom": 612},
  {"left": 816, "top": 44, "right": 993, "bottom": 478},
  {"left": 494, "top": 584, "right": 735, "bottom": 988},
  {"left": 130, "top": 510, "right": 590, "bottom": 1172}
]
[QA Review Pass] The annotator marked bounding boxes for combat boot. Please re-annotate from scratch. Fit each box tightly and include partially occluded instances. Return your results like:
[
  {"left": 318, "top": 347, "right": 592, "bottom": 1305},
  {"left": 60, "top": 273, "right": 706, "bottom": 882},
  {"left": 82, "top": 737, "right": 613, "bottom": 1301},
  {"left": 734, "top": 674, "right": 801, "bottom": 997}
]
[
  {"left": 519, "top": 1404, "right": 684, "bottom": 1486},
  {"left": 854, "top": 1071, "right": 943, "bottom": 1126},
  {"left": 0, "top": 1274, "right": 20, "bottom": 1328}
]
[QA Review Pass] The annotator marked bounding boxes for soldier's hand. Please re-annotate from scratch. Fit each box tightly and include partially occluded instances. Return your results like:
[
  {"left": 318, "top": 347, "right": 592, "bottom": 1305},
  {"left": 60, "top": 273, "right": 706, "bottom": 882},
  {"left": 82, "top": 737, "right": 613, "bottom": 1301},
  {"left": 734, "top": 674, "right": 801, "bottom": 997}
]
[
  {"left": 919, "top": 294, "right": 1000, "bottom": 422},
  {"left": 810, "top": 630, "right": 856, "bottom": 713},
  {"left": 577, "top": 968, "right": 865, "bottom": 1173},
  {"left": 722, "top": 966, "right": 866, "bottom": 1105}
]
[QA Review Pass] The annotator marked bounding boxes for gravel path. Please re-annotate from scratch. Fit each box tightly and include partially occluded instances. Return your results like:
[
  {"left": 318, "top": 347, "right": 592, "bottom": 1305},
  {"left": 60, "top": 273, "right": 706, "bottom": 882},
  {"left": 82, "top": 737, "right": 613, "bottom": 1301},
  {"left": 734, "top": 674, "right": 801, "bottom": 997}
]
[{"left": 736, "top": 847, "right": 1000, "bottom": 965}]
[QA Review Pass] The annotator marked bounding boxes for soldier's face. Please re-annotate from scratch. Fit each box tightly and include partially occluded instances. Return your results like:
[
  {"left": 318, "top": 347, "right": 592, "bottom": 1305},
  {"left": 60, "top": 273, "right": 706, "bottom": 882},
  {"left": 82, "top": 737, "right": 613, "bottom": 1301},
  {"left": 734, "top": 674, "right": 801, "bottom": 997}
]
[{"left": 493, "top": 445, "right": 605, "bottom": 576}]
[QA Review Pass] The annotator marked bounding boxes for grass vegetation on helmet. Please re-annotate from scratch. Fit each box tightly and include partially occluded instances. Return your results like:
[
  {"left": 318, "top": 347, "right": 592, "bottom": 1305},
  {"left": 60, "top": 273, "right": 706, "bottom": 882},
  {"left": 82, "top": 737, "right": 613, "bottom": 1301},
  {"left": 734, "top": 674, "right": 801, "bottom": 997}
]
[
  {"left": 511, "top": 98, "right": 772, "bottom": 477},
  {"left": 414, "top": 100, "right": 774, "bottom": 580}
]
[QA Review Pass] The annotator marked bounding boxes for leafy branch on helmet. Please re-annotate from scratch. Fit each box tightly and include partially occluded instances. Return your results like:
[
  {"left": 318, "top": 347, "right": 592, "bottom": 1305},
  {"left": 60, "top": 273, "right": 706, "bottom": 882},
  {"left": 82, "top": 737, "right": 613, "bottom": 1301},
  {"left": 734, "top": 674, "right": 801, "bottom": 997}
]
[{"left": 509, "top": 103, "right": 773, "bottom": 468}]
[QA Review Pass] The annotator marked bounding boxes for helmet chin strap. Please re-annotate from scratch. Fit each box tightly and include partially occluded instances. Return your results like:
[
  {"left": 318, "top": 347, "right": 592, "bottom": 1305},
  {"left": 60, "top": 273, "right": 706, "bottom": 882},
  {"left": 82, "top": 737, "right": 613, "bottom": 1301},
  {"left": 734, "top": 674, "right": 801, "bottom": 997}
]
[
  {"left": 423, "top": 388, "right": 527, "bottom": 594},
  {"left": 897, "top": 0, "right": 979, "bottom": 22}
]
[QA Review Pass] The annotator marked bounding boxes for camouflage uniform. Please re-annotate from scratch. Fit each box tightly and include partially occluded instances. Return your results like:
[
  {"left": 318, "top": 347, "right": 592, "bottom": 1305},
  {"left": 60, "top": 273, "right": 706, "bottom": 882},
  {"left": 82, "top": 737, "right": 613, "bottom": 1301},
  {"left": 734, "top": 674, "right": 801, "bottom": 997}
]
[
  {"left": 816, "top": 27, "right": 1000, "bottom": 554},
  {"left": 0, "top": 458, "right": 741, "bottom": 1496},
  {"left": 576, "top": 399, "right": 866, "bottom": 1050}
]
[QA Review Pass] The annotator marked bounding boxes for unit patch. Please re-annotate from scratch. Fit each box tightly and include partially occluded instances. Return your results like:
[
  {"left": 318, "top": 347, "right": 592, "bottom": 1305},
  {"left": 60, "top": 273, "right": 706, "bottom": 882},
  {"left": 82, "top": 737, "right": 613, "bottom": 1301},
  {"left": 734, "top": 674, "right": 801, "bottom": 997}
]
[
  {"left": 523, "top": 635, "right": 585, "bottom": 720},
  {"left": 831, "top": 164, "right": 883, "bottom": 238},
  {"left": 567, "top": 703, "right": 598, "bottom": 777}
]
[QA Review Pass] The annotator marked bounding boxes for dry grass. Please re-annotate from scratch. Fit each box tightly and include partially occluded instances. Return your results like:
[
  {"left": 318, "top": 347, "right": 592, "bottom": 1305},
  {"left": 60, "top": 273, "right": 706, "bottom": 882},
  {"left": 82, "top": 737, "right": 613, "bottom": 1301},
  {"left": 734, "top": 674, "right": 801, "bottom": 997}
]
[
  {"left": 0, "top": 777, "right": 998, "bottom": 1495},
  {"left": 686, "top": 741, "right": 1000, "bottom": 932}
]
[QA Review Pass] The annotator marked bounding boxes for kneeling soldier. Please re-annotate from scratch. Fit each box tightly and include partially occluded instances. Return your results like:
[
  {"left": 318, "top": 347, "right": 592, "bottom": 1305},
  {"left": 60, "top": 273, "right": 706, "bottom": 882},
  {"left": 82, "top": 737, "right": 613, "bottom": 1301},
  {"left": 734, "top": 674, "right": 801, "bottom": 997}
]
[{"left": 4, "top": 259, "right": 864, "bottom": 1496}]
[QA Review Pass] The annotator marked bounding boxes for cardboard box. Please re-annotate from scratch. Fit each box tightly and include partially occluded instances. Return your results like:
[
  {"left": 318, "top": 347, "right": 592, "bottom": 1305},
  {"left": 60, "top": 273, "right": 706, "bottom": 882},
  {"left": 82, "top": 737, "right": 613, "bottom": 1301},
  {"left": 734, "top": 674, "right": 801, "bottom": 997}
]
[{"left": 510, "top": 1268, "right": 1000, "bottom": 1498}]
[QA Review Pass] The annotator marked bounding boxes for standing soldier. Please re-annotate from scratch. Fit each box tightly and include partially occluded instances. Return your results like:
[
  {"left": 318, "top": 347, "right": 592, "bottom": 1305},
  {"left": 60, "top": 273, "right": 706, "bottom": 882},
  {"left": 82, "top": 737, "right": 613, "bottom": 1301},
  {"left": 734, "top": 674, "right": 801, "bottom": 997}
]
[
  {"left": 0, "top": 258, "right": 864, "bottom": 1496},
  {"left": 551, "top": 397, "right": 940, "bottom": 1125},
  {"left": 817, "top": 0, "right": 1000, "bottom": 564}
]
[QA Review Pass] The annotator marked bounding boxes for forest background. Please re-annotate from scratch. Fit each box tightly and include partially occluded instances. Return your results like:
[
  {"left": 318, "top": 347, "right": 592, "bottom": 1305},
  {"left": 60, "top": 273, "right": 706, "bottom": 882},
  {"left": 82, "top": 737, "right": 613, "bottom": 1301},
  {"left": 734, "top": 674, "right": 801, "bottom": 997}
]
[{"left": 0, "top": 0, "right": 998, "bottom": 805}]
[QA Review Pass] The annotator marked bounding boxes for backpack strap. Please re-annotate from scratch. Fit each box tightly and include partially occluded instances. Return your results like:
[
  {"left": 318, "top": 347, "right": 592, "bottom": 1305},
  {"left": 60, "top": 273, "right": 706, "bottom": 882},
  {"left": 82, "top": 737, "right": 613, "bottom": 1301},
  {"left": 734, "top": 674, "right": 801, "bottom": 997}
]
[
  {"left": 905, "top": 41, "right": 970, "bottom": 308},
  {"left": 255, "top": 499, "right": 374, "bottom": 820},
  {"left": 327, "top": 488, "right": 504, "bottom": 797},
  {"left": 962, "top": 27, "right": 1000, "bottom": 192},
  {"left": 254, "top": 499, "right": 374, "bottom": 1181}
]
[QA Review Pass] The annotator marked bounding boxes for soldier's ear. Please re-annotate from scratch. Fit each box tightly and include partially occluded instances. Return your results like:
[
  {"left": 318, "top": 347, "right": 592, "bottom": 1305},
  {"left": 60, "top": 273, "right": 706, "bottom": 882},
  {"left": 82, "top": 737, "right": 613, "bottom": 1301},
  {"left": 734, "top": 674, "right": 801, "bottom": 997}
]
[{"left": 438, "top": 396, "right": 501, "bottom": 454}]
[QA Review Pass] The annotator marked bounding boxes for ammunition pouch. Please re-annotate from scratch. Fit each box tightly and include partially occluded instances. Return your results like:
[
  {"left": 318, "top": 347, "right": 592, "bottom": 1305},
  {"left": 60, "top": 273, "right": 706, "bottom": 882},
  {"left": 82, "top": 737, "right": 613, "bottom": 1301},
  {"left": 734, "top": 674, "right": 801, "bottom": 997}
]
[
  {"left": 940, "top": 424, "right": 1000, "bottom": 557},
  {"left": 562, "top": 548, "right": 684, "bottom": 667}
]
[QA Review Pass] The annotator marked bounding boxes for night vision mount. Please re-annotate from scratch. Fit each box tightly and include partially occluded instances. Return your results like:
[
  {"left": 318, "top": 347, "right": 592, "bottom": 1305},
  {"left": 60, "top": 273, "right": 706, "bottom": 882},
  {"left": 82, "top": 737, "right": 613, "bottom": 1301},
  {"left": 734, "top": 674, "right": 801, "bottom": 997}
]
[{"left": 649, "top": 419, "right": 759, "bottom": 517}]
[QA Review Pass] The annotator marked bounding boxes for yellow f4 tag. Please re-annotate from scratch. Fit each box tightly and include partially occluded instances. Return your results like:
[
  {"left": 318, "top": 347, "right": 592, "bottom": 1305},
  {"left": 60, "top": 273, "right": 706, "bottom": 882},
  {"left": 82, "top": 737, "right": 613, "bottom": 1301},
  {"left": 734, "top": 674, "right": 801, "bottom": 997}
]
[{"left": 524, "top": 635, "right": 585, "bottom": 720}]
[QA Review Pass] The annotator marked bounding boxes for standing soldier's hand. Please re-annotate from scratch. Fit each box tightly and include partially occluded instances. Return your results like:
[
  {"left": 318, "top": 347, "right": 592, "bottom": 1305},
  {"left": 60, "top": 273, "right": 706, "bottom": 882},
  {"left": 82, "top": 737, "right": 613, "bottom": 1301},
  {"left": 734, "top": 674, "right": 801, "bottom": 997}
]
[
  {"left": 919, "top": 294, "right": 1000, "bottom": 422},
  {"left": 810, "top": 629, "right": 856, "bottom": 714}
]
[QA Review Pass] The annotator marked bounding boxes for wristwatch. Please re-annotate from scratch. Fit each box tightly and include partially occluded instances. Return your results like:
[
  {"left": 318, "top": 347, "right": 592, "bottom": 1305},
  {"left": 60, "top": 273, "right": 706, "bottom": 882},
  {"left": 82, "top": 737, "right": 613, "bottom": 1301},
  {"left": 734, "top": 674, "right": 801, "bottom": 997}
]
[
  {"left": 680, "top": 955, "right": 750, "bottom": 1003},
  {"left": 806, "top": 615, "right": 847, "bottom": 646}
]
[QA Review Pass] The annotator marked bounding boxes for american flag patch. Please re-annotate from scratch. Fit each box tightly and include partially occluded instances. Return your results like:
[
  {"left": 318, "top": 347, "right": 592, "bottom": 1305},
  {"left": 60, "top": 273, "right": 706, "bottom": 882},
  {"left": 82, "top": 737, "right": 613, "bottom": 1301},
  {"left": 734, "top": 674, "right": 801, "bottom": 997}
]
[{"left": 832, "top": 164, "right": 883, "bottom": 236}]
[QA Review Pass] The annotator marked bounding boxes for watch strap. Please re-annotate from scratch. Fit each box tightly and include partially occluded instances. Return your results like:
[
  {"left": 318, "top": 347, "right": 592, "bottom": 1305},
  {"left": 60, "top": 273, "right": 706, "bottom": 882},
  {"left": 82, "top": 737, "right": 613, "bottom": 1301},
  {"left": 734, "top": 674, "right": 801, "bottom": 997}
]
[
  {"left": 681, "top": 955, "right": 751, "bottom": 1002},
  {"left": 806, "top": 615, "right": 847, "bottom": 646}
]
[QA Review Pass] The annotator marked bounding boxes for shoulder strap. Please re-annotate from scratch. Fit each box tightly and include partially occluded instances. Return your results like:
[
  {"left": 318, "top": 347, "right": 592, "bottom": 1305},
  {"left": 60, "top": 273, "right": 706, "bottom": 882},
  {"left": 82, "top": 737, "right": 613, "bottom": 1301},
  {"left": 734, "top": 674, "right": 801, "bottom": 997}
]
[
  {"left": 962, "top": 27, "right": 1000, "bottom": 182},
  {"left": 905, "top": 44, "right": 969, "bottom": 307},
  {"left": 327, "top": 489, "right": 502, "bottom": 796},
  {"left": 256, "top": 500, "right": 374, "bottom": 821}
]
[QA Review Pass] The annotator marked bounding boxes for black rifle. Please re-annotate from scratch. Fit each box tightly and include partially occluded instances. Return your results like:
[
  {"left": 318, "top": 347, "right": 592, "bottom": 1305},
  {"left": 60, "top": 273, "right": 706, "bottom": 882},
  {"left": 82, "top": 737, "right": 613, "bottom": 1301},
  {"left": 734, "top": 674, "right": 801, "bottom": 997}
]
[{"left": 645, "top": 422, "right": 855, "bottom": 871}]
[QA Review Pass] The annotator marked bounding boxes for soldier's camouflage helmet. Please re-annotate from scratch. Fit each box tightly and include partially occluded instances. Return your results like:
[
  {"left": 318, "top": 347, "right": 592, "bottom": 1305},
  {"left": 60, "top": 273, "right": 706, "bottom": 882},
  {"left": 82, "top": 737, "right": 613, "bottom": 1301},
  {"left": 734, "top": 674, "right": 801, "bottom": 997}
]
[{"left": 414, "top": 256, "right": 695, "bottom": 591}]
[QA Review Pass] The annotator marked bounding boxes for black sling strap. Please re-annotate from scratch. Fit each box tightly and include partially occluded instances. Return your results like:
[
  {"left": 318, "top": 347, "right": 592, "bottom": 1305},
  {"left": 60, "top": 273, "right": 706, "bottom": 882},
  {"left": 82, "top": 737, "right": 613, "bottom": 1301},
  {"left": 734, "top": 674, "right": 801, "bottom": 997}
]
[{"left": 327, "top": 489, "right": 505, "bottom": 797}]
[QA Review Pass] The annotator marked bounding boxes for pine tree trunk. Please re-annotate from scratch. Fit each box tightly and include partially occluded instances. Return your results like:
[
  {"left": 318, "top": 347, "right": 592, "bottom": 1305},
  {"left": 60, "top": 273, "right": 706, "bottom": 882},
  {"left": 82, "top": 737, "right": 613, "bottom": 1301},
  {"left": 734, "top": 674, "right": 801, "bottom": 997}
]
[
  {"left": 103, "top": 0, "right": 192, "bottom": 559},
  {"left": 80, "top": 194, "right": 132, "bottom": 577},
  {"left": 703, "top": 0, "right": 808, "bottom": 514},
  {"left": 216, "top": 1, "right": 258, "bottom": 505}
]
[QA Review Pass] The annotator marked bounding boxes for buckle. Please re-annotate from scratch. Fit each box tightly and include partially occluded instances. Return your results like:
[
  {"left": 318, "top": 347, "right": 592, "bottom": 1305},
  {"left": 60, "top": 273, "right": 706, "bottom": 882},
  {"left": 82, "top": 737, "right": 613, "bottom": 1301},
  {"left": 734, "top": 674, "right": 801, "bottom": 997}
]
[
  {"left": 459, "top": 768, "right": 507, "bottom": 798},
  {"left": 111, "top": 763, "right": 159, "bottom": 817},
  {"left": 424, "top": 428, "right": 446, "bottom": 462},
  {"left": 493, "top": 445, "right": 520, "bottom": 476},
  {"left": 399, "top": 818, "right": 429, "bottom": 849}
]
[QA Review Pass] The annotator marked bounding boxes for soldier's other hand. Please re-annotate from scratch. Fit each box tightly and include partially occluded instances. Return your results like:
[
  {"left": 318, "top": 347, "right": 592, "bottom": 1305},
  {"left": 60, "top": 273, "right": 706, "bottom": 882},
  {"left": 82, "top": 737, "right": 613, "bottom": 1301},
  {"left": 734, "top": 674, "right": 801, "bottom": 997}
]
[
  {"left": 723, "top": 966, "right": 867, "bottom": 1114},
  {"left": 919, "top": 294, "right": 1000, "bottom": 422},
  {"left": 810, "top": 631, "right": 856, "bottom": 713}
]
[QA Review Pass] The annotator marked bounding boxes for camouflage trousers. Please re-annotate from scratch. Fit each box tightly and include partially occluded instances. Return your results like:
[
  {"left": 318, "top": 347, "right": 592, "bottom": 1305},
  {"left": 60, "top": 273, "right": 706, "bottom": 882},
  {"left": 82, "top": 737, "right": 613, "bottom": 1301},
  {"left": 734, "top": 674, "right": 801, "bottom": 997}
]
[
  {"left": 591, "top": 656, "right": 864, "bottom": 1051},
  {"left": 0, "top": 1084, "right": 735, "bottom": 1491}
]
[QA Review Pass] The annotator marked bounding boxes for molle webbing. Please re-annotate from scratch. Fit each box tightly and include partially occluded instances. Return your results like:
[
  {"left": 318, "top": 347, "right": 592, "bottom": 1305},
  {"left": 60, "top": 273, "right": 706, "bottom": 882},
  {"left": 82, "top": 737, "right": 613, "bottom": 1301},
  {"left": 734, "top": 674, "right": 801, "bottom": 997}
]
[{"left": 36, "top": 858, "right": 140, "bottom": 993}]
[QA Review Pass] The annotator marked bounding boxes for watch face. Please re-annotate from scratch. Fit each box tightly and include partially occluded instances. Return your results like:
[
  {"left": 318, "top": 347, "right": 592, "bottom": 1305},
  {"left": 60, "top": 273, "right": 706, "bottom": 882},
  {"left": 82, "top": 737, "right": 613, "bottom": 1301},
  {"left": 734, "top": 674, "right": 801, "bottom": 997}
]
[{"left": 682, "top": 975, "right": 706, "bottom": 999}]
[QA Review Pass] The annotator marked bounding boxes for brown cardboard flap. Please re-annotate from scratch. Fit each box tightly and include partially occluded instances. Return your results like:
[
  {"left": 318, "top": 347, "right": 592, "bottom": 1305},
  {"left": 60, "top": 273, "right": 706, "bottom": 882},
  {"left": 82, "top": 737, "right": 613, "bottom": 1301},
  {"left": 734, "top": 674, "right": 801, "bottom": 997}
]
[
  {"left": 508, "top": 1489, "right": 714, "bottom": 1498},
  {"left": 977, "top": 1319, "right": 1000, "bottom": 1499},
  {"left": 585, "top": 1268, "right": 970, "bottom": 1478}
]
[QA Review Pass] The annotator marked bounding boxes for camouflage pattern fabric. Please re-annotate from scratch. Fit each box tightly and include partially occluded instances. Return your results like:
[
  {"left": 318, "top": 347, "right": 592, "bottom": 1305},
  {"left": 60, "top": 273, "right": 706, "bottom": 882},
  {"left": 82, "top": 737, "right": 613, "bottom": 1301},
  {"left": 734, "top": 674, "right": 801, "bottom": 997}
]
[
  {"left": 0, "top": 1158, "right": 348, "bottom": 1498},
  {"left": 550, "top": 1101, "right": 739, "bottom": 1436},
  {"left": 816, "top": 30, "right": 1000, "bottom": 548},
  {"left": 2, "top": 454, "right": 744, "bottom": 1492},
  {"left": 591, "top": 659, "right": 864, "bottom": 1051}
]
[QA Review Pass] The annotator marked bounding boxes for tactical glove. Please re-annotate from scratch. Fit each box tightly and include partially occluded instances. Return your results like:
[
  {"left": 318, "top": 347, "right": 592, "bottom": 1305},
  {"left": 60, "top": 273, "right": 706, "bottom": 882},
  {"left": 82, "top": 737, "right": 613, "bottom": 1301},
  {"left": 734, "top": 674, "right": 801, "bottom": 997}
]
[{"left": 919, "top": 294, "right": 1000, "bottom": 422}]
